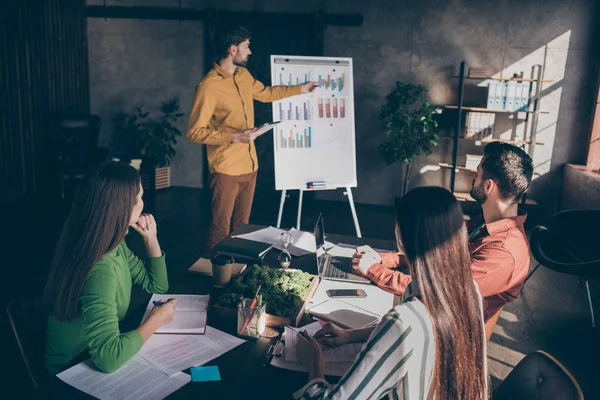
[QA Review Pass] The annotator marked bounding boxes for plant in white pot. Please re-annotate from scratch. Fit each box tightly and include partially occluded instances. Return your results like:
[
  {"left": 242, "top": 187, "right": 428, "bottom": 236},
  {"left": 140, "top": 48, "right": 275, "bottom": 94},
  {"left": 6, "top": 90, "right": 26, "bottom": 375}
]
[{"left": 112, "top": 98, "right": 184, "bottom": 189}]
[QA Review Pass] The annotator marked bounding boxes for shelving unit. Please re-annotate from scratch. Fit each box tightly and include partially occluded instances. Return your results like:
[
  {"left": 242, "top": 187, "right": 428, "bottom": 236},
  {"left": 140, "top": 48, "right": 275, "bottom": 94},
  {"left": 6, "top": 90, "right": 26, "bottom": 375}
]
[{"left": 443, "top": 61, "right": 552, "bottom": 204}]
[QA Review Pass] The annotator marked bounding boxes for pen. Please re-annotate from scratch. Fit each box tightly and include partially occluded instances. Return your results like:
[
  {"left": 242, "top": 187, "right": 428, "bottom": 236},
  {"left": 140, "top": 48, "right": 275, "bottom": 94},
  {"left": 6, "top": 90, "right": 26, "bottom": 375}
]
[
  {"left": 153, "top": 298, "right": 175, "bottom": 306},
  {"left": 261, "top": 344, "right": 275, "bottom": 367}
]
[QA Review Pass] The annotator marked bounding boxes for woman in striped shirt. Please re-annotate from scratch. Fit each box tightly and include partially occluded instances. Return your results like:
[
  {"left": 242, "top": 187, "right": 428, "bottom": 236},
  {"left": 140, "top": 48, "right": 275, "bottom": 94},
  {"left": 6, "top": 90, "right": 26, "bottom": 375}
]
[{"left": 294, "top": 186, "right": 488, "bottom": 399}]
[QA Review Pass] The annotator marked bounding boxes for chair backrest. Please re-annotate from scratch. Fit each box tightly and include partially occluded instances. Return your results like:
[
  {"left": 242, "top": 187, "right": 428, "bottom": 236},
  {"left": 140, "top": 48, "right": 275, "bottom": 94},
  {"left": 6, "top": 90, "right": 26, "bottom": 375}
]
[
  {"left": 530, "top": 225, "right": 600, "bottom": 280},
  {"left": 494, "top": 350, "right": 583, "bottom": 400},
  {"left": 6, "top": 297, "right": 49, "bottom": 388},
  {"left": 547, "top": 210, "right": 600, "bottom": 263},
  {"left": 53, "top": 115, "right": 102, "bottom": 156}
]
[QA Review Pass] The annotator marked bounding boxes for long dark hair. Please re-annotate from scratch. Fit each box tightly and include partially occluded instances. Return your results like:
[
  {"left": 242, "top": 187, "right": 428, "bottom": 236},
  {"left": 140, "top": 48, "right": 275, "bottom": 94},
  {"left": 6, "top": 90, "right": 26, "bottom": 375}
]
[
  {"left": 44, "top": 161, "right": 141, "bottom": 321},
  {"left": 397, "top": 186, "right": 486, "bottom": 399}
]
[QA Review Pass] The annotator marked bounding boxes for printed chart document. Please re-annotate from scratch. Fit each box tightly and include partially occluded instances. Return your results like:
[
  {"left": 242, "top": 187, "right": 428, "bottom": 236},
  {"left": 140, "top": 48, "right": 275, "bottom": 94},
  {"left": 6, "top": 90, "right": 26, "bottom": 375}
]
[
  {"left": 284, "top": 322, "right": 363, "bottom": 363},
  {"left": 139, "top": 326, "right": 245, "bottom": 376},
  {"left": 141, "top": 294, "right": 209, "bottom": 334},
  {"left": 56, "top": 355, "right": 190, "bottom": 400}
]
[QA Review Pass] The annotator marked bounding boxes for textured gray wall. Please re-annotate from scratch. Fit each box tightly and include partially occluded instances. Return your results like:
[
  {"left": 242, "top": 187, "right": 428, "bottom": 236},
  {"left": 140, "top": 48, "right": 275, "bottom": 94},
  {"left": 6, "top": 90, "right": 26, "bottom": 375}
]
[
  {"left": 87, "top": 0, "right": 598, "bottom": 212},
  {"left": 88, "top": 17, "right": 205, "bottom": 188}
]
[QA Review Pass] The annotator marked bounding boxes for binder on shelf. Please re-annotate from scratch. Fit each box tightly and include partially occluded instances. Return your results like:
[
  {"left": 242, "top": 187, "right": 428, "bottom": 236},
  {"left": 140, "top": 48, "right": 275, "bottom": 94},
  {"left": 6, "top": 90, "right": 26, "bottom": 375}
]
[
  {"left": 518, "top": 82, "right": 531, "bottom": 111},
  {"left": 494, "top": 81, "right": 504, "bottom": 109},
  {"left": 506, "top": 81, "right": 518, "bottom": 111},
  {"left": 487, "top": 82, "right": 496, "bottom": 109}
]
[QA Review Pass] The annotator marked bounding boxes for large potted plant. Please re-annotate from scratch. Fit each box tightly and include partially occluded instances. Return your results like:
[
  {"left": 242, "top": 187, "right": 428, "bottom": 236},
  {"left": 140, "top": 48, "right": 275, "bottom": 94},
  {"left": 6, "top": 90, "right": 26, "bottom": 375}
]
[
  {"left": 112, "top": 98, "right": 184, "bottom": 189},
  {"left": 379, "top": 81, "right": 440, "bottom": 198}
]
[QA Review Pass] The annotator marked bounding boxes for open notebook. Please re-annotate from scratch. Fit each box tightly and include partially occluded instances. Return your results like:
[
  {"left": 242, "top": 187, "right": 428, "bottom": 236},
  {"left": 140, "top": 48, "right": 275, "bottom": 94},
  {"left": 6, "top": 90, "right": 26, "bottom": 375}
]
[
  {"left": 307, "top": 298, "right": 381, "bottom": 329},
  {"left": 307, "top": 279, "right": 395, "bottom": 329},
  {"left": 141, "top": 294, "right": 210, "bottom": 334}
]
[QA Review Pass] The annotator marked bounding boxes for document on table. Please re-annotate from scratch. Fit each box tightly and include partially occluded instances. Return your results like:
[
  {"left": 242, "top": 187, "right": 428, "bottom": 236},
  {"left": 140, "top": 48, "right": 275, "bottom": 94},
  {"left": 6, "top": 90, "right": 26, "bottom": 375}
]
[
  {"left": 56, "top": 354, "right": 190, "bottom": 400},
  {"left": 284, "top": 322, "right": 363, "bottom": 363},
  {"left": 232, "top": 226, "right": 317, "bottom": 256},
  {"left": 138, "top": 326, "right": 245, "bottom": 376},
  {"left": 141, "top": 294, "right": 210, "bottom": 334}
]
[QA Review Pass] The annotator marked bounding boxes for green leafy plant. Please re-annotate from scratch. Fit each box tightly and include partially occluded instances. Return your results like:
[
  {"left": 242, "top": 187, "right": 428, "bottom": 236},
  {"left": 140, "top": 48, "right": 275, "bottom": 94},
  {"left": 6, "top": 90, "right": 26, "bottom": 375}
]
[
  {"left": 112, "top": 98, "right": 184, "bottom": 168},
  {"left": 379, "top": 81, "right": 440, "bottom": 197},
  {"left": 218, "top": 264, "right": 313, "bottom": 318}
]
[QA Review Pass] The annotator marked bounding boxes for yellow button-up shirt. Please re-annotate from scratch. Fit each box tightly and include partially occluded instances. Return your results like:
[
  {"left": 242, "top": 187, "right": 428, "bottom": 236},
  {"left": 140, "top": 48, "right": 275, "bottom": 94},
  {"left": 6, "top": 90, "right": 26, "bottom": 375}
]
[{"left": 187, "top": 63, "right": 302, "bottom": 176}]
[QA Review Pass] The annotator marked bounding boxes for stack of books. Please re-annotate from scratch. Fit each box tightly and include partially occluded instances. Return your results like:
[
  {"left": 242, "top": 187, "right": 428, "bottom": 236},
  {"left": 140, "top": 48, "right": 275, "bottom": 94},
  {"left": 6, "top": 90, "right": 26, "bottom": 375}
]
[{"left": 465, "top": 154, "right": 483, "bottom": 170}]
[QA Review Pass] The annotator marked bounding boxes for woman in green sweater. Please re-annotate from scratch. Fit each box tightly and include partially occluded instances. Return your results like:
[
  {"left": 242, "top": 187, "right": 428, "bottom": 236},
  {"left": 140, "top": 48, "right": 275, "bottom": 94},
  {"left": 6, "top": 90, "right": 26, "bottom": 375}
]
[{"left": 43, "top": 161, "right": 177, "bottom": 374}]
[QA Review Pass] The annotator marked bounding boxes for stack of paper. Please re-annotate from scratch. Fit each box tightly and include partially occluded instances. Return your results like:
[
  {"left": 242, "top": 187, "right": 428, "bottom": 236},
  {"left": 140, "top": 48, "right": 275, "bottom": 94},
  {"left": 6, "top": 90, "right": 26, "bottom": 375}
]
[
  {"left": 284, "top": 322, "right": 363, "bottom": 363},
  {"left": 141, "top": 294, "right": 210, "bottom": 334},
  {"left": 57, "top": 355, "right": 190, "bottom": 400},
  {"left": 233, "top": 226, "right": 317, "bottom": 256},
  {"left": 270, "top": 322, "right": 356, "bottom": 377},
  {"left": 138, "top": 326, "right": 245, "bottom": 377}
]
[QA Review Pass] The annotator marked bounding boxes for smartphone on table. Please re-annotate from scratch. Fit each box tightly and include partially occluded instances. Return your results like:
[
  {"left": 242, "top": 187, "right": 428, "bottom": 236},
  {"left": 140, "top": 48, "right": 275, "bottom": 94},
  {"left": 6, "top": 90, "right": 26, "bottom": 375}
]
[{"left": 326, "top": 289, "right": 367, "bottom": 298}]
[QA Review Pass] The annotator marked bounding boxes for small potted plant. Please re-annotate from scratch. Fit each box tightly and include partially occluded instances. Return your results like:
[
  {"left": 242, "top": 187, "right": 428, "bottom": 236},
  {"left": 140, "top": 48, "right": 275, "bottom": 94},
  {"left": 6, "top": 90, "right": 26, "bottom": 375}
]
[
  {"left": 112, "top": 98, "right": 184, "bottom": 189},
  {"left": 379, "top": 81, "right": 441, "bottom": 198}
]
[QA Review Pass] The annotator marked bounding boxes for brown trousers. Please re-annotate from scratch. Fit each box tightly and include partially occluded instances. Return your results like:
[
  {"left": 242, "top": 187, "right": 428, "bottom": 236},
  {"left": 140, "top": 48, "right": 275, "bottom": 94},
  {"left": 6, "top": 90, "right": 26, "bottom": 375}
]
[{"left": 206, "top": 171, "right": 257, "bottom": 251}]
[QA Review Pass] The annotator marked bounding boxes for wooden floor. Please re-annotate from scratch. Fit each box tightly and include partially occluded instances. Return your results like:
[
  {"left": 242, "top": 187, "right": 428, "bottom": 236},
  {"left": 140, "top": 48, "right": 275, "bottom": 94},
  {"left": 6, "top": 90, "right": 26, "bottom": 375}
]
[{"left": 2, "top": 186, "right": 599, "bottom": 399}]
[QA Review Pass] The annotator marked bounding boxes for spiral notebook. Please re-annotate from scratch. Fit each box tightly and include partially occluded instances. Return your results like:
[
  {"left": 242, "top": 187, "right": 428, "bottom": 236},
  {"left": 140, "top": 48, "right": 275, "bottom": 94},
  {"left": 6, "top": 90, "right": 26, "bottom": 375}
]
[
  {"left": 307, "top": 279, "right": 395, "bottom": 329},
  {"left": 306, "top": 298, "right": 382, "bottom": 329}
]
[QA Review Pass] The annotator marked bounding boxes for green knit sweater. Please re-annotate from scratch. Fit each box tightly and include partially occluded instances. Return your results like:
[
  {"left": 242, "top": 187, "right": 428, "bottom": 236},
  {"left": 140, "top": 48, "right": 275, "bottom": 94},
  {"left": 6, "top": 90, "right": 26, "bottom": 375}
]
[{"left": 45, "top": 240, "right": 168, "bottom": 374}]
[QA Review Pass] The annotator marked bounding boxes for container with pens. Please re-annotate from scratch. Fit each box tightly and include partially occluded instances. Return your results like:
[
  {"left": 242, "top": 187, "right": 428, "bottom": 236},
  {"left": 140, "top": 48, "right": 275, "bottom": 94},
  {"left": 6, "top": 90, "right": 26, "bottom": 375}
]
[{"left": 237, "top": 291, "right": 267, "bottom": 339}]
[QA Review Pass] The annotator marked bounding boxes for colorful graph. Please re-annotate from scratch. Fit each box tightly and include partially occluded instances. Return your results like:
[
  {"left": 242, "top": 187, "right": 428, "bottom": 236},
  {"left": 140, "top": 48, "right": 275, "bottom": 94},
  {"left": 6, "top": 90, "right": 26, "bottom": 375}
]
[
  {"left": 278, "top": 69, "right": 311, "bottom": 85},
  {"left": 318, "top": 72, "right": 345, "bottom": 92},
  {"left": 279, "top": 127, "right": 312, "bottom": 149},
  {"left": 279, "top": 100, "right": 311, "bottom": 121},
  {"left": 317, "top": 97, "right": 346, "bottom": 119}
]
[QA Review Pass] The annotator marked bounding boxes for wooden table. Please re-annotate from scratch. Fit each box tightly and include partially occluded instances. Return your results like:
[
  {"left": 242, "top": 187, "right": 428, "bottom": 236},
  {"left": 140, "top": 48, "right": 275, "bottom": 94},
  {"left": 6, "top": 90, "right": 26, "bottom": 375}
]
[{"left": 41, "top": 224, "right": 396, "bottom": 399}]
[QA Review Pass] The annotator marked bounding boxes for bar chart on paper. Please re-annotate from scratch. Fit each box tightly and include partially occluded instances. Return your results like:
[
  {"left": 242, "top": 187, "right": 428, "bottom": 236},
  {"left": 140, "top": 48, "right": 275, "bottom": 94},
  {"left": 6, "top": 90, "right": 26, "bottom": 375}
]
[
  {"left": 278, "top": 100, "right": 312, "bottom": 121},
  {"left": 315, "top": 69, "right": 345, "bottom": 92},
  {"left": 277, "top": 127, "right": 313, "bottom": 150},
  {"left": 277, "top": 68, "right": 311, "bottom": 86}
]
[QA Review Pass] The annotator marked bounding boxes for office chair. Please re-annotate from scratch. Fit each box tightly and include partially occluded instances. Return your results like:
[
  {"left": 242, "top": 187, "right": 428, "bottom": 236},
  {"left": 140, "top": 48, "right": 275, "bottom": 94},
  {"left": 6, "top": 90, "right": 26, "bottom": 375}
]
[
  {"left": 6, "top": 297, "right": 49, "bottom": 389},
  {"left": 525, "top": 210, "right": 600, "bottom": 327},
  {"left": 494, "top": 350, "right": 583, "bottom": 400}
]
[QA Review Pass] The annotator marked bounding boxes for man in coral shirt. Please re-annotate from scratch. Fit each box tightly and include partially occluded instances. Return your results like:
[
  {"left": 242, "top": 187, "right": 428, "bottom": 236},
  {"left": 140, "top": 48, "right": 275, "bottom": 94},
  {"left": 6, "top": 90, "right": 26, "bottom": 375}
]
[{"left": 353, "top": 142, "right": 534, "bottom": 322}]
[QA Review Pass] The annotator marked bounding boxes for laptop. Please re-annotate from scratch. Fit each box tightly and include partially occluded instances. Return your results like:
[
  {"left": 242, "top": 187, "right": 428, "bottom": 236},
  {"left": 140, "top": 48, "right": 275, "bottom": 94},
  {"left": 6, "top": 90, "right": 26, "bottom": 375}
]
[{"left": 314, "top": 214, "right": 370, "bottom": 284}]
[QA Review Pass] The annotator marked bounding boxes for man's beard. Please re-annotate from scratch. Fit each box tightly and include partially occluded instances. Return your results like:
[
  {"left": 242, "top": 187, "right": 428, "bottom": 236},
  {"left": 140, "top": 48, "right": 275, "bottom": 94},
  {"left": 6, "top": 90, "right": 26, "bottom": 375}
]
[
  {"left": 470, "top": 180, "right": 487, "bottom": 204},
  {"left": 234, "top": 56, "right": 249, "bottom": 67}
]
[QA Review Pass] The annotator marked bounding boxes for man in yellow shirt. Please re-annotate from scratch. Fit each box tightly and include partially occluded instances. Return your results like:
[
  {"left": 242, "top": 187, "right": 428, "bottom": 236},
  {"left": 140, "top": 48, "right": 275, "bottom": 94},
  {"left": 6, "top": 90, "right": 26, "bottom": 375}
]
[{"left": 187, "top": 27, "right": 317, "bottom": 250}]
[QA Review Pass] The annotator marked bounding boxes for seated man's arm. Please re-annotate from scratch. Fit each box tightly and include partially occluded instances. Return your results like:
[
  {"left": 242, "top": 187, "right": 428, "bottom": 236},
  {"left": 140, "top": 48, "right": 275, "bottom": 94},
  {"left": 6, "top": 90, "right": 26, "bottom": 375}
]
[{"left": 364, "top": 265, "right": 412, "bottom": 296}]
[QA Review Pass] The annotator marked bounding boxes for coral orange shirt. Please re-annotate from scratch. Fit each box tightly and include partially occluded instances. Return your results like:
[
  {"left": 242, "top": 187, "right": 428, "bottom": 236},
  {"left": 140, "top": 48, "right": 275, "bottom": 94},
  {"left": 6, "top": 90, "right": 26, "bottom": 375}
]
[{"left": 366, "top": 212, "right": 530, "bottom": 321}]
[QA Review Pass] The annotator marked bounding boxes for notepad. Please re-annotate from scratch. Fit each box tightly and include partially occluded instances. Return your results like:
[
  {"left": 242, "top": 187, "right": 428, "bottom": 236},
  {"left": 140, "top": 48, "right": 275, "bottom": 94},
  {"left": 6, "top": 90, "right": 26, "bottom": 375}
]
[
  {"left": 217, "top": 237, "right": 273, "bottom": 260},
  {"left": 141, "top": 294, "right": 210, "bottom": 334},
  {"left": 191, "top": 366, "right": 221, "bottom": 382},
  {"left": 307, "top": 298, "right": 380, "bottom": 329}
]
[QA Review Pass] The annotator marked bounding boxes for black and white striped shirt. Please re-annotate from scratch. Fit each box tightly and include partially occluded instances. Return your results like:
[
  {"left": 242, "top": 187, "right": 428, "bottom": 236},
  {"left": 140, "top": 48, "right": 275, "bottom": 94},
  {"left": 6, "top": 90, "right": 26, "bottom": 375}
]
[{"left": 294, "top": 291, "right": 488, "bottom": 400}]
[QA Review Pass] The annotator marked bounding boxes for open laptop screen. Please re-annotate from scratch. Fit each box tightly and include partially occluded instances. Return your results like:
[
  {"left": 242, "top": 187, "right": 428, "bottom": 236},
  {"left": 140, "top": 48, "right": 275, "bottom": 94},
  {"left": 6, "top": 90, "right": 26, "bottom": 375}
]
[{"left": 314, "top": 213, "right": 325, "bottom": 249}]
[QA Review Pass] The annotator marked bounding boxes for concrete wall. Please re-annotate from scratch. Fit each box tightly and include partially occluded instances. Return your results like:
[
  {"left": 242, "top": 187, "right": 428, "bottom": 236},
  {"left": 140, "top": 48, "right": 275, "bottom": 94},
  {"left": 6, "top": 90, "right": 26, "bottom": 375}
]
[
  {"left": 87, "top": 16, "right": 206, "bottom": 188},
  {"left": 87, "top": 0, "right": 598, "bottom": 213}
]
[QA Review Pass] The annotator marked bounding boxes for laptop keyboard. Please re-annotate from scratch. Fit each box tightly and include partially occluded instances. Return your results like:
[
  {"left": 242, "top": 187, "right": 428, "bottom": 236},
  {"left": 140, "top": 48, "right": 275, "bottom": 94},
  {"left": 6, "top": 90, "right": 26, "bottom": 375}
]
[{"left": 320, "top": 254, "right": 349, "bottom": 279}]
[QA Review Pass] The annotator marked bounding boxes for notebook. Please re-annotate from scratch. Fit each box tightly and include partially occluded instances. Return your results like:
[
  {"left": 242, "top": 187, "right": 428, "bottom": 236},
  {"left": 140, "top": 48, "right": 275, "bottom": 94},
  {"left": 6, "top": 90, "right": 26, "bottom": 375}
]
[
  {"left": 217, "top": 237, "right": 273, "bottom": 261},
  {"left": 141, "top": 294, "right": 210, "bottom": 334},
  {"left": 187, "top": 257, "right": 247, "bottom": 277},
  {"left": 306, "top": 298, "right": 381, "bottom": 329}
]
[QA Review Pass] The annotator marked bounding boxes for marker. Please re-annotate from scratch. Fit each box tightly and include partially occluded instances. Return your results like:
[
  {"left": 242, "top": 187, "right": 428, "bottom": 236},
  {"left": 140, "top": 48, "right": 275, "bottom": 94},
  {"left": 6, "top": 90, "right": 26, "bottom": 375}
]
[{"left": 153, "top": 298, "right": 175, "bottom": 306}]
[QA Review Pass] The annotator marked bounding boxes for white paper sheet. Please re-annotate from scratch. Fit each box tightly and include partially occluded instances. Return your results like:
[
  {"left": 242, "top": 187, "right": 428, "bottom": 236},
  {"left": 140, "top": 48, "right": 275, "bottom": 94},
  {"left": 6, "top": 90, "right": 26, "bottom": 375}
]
[
  {"left": 233, "top": 227, "right": 315, "bottom": 256},
  {"left": 138, "top": 326, "right": 245, "bottom": 376},
  {"left": 56, "top": 355, "right": 190, "bottom": 400},
  {"left": 284, "top": 322, "right": 363, "bottom": 363},
  {"left": 141, "top": 294, "right": 210, "bottom": 334}
]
